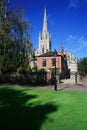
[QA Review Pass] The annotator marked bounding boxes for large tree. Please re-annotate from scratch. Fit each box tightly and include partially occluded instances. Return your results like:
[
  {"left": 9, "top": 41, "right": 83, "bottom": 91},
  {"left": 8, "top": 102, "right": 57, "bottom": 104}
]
[
  {"left": 0, "top": 0, "right": 34, "bottom": 73},
  {"left": 0, "top": 0, "right": 11, "bottom": 73},
  {"left": 78, "top": 57, "right": 87, "bottom": 76}
]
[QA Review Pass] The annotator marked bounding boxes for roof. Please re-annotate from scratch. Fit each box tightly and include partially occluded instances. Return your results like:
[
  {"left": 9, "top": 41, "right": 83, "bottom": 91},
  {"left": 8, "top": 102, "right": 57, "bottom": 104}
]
[{"left": 37, "top": 51, "right": 61, "bottom": 57}]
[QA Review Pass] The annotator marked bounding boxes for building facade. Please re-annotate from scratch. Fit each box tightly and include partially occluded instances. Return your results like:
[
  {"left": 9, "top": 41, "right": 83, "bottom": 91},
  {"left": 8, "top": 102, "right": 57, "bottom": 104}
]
[
  {"left": 65, "top": 51, "right": 78, "bottom": 73},
  {"left": 59, "top": 45, "right": 78, "bottom": 74},
  {"left": 34, "top": 7, "right": 77, "bottom": 80},
  {"left": 37, "top": 51, "right": 69, "bottom": 78}
]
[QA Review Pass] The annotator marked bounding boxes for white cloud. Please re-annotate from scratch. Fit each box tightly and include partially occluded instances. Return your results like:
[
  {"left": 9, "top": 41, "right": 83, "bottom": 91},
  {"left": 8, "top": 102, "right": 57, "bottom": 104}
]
[
  {"left": 69, "top": 0, "right": 80, "bottom": 8},
  {"left": 78, "top": 36, "right": 87, "bottom": 47},
  {"left": 67, "top": 34, "right": 77, "bottom": 42},
  {"left": 66, "top": 35, "right": 87, "bottom": 53},
  {"left": 71, "top": 45, "right": 82, "bottom": 53}
]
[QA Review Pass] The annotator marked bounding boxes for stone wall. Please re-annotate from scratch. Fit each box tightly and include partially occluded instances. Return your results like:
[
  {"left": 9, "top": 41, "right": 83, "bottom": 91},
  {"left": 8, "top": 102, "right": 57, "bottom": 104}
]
[
  {"left": 71, "top": 73, "right": 87, "bottom": 85},
  {"left": 0, "top": 72, "right": 47, "bottom": 86}
]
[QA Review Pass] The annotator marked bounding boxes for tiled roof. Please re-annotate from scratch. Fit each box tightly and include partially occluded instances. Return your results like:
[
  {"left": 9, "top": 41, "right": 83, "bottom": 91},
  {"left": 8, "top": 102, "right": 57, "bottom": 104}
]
[{"left": 37, "top": 51, "right": 60, "bottom": 57}]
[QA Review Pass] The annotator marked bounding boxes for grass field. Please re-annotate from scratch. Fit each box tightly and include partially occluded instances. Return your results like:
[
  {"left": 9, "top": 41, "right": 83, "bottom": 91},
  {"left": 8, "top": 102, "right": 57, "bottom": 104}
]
[{"left": 0, "top": 86, "right": 87, "bottom": 130}]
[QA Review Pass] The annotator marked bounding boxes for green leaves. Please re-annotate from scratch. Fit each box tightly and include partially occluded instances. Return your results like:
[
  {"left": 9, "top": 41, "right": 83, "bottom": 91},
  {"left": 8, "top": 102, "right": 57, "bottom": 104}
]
[
  {"left": 0, "top": 0, "right": 34, "bottom": 73},
  {"left": 78, "top": 57, "right": 87, "bottom": 75}
]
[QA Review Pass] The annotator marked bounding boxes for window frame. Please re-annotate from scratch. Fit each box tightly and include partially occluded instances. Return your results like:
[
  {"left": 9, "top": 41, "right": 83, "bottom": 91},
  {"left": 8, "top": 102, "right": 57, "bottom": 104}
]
[
  {"left": 42, "top": 58, "right": 46, "bottom": 67},
  {"left": 51, "top": 58, "right": 56, "bottom": 67}
]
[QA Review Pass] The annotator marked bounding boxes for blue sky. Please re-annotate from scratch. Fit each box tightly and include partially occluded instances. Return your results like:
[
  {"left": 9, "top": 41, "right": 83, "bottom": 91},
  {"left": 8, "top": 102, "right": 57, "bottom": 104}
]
[{"left": 11, "top": 0, "right": 87, "bottom": 59}]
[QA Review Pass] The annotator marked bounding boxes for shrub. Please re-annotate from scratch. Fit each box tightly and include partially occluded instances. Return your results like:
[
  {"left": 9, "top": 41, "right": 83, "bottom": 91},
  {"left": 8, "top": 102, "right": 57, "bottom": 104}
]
[
  {"left": 32, "top": 66, "right": 38, "bottom": 72},
  {"left": 26, "top": 66, "right": 32, "bottom": 72},
  {"left": 38, "top": 68, "right": 45, "bottom": 72},
  {"left": 17, "top": 66, "right": 27, "bottom": 73}
]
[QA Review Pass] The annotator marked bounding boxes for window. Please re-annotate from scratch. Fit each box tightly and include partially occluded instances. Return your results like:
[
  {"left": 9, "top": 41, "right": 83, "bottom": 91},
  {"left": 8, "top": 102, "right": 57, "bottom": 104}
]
[
  {"left": 51, "top": 58, "right": 56, "bottom": 66},
  {"left": 67, "top": 55, "right": 70, "bottom": 60},
  {"left": 42, "top": 59, "right": 46, "bottom": 67},
  {"left": 42, "top": 47, "right": 44, "bottom": 53}
]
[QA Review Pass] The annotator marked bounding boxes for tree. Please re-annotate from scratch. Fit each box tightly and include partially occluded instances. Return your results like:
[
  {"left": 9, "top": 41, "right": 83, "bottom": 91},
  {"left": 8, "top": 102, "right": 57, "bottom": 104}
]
[
  {"left": 0, "top": 0, "right": 11, "bottom": 73},
  {"left": 78, "top": 57, "right": 87, "bottom": 76},
  {"left": 9, "top": 6, "right": 34, "bottom": 72},
  {"left": 0, "top": 0, "right": 34, "bottom": 73}
]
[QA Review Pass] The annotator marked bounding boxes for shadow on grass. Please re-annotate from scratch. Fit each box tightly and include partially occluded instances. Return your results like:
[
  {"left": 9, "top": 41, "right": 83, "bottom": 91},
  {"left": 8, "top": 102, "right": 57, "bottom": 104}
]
[{"left": 0, "top": 87, "right": 58, "bottom": 130}]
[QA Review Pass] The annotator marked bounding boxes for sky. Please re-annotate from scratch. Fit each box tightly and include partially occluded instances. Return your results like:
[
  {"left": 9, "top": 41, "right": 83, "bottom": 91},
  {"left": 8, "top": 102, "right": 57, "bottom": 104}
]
[{"left": 11, "top": 0, "right": 87, "bottom": 59}]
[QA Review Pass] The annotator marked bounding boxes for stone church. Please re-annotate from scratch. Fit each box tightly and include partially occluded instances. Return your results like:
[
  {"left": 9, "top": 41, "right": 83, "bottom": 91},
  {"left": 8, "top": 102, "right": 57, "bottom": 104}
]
[
  {"left": 35, "top": 7, "right": 51, "bottom": 56},
  {"left": 35, "top": 7, "right": 77, "bottom": 75}
]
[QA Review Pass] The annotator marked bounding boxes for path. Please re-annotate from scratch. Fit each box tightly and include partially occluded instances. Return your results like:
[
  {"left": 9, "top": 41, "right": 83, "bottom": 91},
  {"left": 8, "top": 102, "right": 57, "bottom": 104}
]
[{"left": 0, "top": 78, "right": 87, "bottom": 92}]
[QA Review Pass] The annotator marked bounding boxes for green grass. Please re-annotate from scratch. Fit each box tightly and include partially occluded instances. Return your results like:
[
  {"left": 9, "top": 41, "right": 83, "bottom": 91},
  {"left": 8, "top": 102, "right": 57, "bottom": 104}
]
[{"left": 0, "top": 86, "right": 87, "bottom": 130}]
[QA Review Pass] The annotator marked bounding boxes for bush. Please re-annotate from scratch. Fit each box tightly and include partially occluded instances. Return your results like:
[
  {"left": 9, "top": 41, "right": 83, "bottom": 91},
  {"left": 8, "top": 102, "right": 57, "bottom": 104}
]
[
  {"left": 17, "top": 66, "right": 27, "bottom": 73},
  {"left": 26, "top": 66, "right": 32, "bottom": 72},
  {"left": 32, "top": 66, "right": 38, "bottom": 72},
  {"left": 38, "top": 68, "right": 45, "bottom": 72}
]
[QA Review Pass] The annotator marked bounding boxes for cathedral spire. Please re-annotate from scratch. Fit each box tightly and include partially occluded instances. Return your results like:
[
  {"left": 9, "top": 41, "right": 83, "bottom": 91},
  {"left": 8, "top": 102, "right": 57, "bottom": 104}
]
[
  {"left": 35, "top": 7, "right": 51, "bottom": 56},
  {"left": 42, "top": 7, "right": 48, "bottom": 34}
]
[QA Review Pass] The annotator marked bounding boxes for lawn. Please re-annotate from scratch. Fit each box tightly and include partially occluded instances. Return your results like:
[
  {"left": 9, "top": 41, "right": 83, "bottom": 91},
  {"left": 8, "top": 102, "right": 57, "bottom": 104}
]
[{"left": 0, "top": 86, "right": 87, "bottom": 130}]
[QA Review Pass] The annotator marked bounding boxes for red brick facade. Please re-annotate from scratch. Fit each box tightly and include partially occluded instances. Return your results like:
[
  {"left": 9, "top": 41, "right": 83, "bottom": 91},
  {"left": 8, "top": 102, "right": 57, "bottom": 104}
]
[
  {"left": 36, "top": 51, "right": 68, "bottom": 79},
  {"left": 37, "top": 56, "right": 62, "bottom": 73}
]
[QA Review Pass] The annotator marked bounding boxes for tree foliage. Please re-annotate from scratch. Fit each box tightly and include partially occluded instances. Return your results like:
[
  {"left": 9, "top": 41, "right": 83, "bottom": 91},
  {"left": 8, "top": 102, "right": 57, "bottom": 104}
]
[
  {"left": 0, "top": 0, "right": 34, "bottom": 74},
  {"left": 78, "top": 57, "right": 87, "bottom": 76}
]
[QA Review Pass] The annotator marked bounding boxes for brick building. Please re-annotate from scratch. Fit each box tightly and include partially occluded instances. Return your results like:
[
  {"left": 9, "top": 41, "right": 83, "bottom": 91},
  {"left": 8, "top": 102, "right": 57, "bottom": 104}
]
[
  {"left": 37, "top": 51, "right": 69, "bottom": 79},
  {"left": 34, "top": 7, "right": 69, "bottom": 80}
]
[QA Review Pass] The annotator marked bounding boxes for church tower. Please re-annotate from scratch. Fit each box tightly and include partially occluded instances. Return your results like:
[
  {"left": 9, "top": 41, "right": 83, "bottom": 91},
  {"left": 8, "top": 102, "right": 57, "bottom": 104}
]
[{"left": 35, "top": 7, "right": 51, "bottom": 56}]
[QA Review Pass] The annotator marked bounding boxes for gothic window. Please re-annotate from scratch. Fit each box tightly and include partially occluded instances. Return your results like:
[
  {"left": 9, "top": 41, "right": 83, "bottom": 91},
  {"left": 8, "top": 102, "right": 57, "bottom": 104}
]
[
  {"left": 50, "top": 42, "right": 51, "bottom": 50},
  {"left": 42, "top": 47, "right": 44, "bottom": 53},
  {"left": 67, "top": 55, "right": 70, "bottom": 60},
  {"left": 46, "top": 49, "right": 48, "bottom": 52},
  {"left": 42, "top": 59, "right": 46, "bottom": 67},
  {"left": 51, "top": 58, "right": 56, "bottom": 66}
]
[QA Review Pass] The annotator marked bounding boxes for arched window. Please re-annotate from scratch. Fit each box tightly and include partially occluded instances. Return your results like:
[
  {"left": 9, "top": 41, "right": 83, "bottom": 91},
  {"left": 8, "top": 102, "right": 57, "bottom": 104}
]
[{"left": 42, "top": 47, "right": 44, "bottom": 53}]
